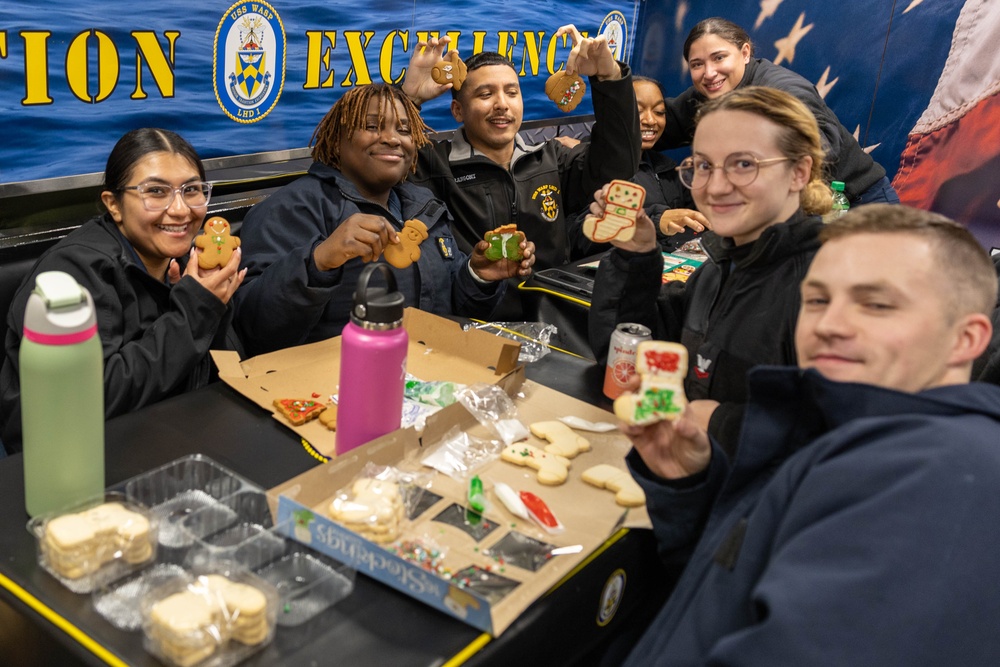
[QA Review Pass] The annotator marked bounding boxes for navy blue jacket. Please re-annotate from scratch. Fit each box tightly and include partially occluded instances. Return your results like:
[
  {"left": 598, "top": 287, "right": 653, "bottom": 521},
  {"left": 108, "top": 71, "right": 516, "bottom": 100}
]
[
  {"left": 625, "top": 367, "right": 1000, "bottom": 666},
  {"left": 234, "top": 162, "right": 503, "bottom": 356}
]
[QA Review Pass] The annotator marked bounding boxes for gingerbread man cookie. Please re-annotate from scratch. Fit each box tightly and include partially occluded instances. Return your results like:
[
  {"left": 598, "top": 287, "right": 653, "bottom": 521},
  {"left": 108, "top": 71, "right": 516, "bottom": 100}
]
[
  {"left": 431, "top": 51, "right": 468, "bottom": 91},
  {"left": 613, "top": 341, "right": 688, "bottom": 426},
  {"left": 545, "top": 71, "right": 586, "bottom": 112},
  {"left": 194, "top": 216, "right": 241, "bottom": 269},
  {"left": 529, "top": 421, "right": 591, "bottom": 459},
  {"left": 500, "top": 443, "right": 570, "bottom": 485},
  {"left": 583, "top": 180, "right": 646, "bottom": 243},
  {"left": 384, "top": 219, "right": 429, "bottom": 269},
  {"left": 483, "top": 224, "right": 525, "bottom": 262}
]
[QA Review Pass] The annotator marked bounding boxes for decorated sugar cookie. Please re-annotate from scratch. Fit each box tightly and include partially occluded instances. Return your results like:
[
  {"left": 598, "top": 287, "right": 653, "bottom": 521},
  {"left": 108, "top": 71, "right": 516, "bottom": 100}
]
[
  {"left": 583, "top": 180, "right": 646, "bottom": 243},
  {"left": 431, "top": 51, "right": 468, "bottom": 91},
  {"left": 483, "top": 224, "right": 525, "bottom": 262},
  {"left": 545, "top": 71, "right": 586, "bottom": 112},
  {"left": 613, "top": 341, "right": 688, "bottom": 425}
]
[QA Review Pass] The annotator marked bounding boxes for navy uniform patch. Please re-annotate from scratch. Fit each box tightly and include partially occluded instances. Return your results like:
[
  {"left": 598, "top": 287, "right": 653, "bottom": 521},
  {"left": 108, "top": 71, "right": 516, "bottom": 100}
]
[
  {"left": 532, "top": 184, "right": 561, "bottom": 222},
  {"left": 214, "top": 1, "right": 286, "bottom": 124},
  {"left": 437, "top": 237, "right": 455, "bottom": 259}
]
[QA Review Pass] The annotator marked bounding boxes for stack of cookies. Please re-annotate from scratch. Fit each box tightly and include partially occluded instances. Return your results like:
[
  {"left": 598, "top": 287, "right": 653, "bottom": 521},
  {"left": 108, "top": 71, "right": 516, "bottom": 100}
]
[
  {"left": 147, "top": 574, "right": 273, "bottom": 667},
  {"left": 204, "top": 575, "right": 270, "bottom": 645},
  {"left": 328, "top": 478, "right": 404, "bottom": 544},
  {"left": 42, "top": 502, "right": 154, "bottom": 581},
  {"left": 147, "top": 590, "right": 218, "bottom": 667}
]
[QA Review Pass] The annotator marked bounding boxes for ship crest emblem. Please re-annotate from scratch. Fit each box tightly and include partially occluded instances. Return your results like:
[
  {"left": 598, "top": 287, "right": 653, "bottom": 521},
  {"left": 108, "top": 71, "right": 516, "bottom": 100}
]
[{"left": 214, "top": 1, "right": 286, "bottom": 124}]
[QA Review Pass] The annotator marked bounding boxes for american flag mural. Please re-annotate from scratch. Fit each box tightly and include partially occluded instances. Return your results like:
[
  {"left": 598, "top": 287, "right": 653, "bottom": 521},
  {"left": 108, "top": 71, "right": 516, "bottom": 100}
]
[{"left": 633, "top": 0, "right": 1000, "bottom": 248}]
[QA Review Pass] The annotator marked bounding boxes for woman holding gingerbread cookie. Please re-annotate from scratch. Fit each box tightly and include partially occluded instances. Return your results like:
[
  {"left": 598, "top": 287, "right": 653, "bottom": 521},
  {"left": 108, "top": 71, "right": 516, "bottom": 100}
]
[
  {"left": 589, "top": 87, "right": 832, "bottom": 456},
  {"left": 1, "top": 128, "right": 245, "bottom": 453},
  {"left": 234, "top": 83, "right": 535, "bottom": 356}
]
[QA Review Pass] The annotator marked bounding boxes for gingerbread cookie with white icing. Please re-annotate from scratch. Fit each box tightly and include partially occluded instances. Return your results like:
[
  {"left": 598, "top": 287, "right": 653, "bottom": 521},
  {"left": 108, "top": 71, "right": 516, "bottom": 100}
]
[{"left": 194, "top": 216, "right": 240, "bottom": 269}]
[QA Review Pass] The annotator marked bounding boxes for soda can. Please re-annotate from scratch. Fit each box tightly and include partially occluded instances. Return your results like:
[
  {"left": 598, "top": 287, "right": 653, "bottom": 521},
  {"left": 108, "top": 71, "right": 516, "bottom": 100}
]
[{"left": 603, "top": 323, "right": 652, "bottom": 399}]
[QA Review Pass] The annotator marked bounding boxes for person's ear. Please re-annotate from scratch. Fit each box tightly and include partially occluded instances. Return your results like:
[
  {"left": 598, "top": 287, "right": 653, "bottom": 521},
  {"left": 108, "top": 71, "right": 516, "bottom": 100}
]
[
  {"left": 789, "top": 155, "right": 812, "bottom": 193},
  {"left": 741, "top": 42, "right": 751, "bottom": 64},
  {"left": 948, "top": 312, "right": 993, "bottom": 367},
  {"left": 450, "top": 98, "right": 464, "bottom": 123},
  {"left": 101, "top": 191, "right": 123, "bottom": 223}
]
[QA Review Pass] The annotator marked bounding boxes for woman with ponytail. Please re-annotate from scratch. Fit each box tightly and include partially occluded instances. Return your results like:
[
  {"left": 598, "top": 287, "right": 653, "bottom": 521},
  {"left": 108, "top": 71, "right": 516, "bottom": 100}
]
[{"left": 589, "top": 86, "right": 831, "bottom": 455}]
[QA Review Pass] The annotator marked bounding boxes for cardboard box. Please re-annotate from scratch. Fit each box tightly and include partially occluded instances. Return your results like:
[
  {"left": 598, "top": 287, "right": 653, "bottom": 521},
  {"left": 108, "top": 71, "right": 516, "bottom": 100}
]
[
  {"left": 269, "top": 379, "right": 650, "bottom": 635},
  {"left": 218, "top": 309, "right": 650, "bottom": 635},
  {"left": 212, "top": 308, "right": 522, "bottom": 456}
]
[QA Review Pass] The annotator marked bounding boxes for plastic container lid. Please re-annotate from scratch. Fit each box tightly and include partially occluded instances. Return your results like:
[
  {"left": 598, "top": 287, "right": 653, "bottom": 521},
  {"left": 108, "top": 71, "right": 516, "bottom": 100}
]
[{"left": 831, "top": 181, "right": 846, "bottom": 192}]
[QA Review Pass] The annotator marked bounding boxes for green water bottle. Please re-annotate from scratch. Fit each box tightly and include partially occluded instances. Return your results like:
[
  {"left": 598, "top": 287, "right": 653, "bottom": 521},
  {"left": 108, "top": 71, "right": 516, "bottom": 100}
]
[
  {"left": 830, "top": 181, "right": 850, "bottom": 217},
  {"left": 21, "top": 271, "right": 105, "bottom": 517}
]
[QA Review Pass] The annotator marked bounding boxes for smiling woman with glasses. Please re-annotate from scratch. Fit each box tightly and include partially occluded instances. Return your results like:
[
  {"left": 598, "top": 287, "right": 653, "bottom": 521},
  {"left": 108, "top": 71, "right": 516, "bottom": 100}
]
[
  {"left": 1, "top": 128, "right": 246, "bottom": 454},
  {"left": 589, "top": 86, "right": 832, "bottom": 456}
]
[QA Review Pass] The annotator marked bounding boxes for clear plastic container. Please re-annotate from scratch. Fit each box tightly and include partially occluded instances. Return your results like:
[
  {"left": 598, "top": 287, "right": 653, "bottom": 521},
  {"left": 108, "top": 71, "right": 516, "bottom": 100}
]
[
  {"left": 182, "top": 491, "right": 285, "bottom": 571},
  {"left": 28, "top": 492, "right": 158, "bottom": 594},
  {"left": 140, "top": 567, "right": 278, "bottom": 667},
  {"left": 122, "top": 455, "right": 259, "bottom": 550},
  {"left": 256, "top": 547, "right": 355, "bottom": 627}
]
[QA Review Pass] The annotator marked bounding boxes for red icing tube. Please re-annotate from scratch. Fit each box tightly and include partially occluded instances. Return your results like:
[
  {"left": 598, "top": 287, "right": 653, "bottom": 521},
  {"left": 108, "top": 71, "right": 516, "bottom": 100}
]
[{"left": 519, "top": 491, "right": 564, "bottom": 534}]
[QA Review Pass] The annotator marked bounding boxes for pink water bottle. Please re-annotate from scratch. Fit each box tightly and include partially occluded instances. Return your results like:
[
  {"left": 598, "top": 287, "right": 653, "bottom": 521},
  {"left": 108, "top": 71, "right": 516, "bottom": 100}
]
[{"left": 336, "top": 264, "right": 408, "bottom": 456}]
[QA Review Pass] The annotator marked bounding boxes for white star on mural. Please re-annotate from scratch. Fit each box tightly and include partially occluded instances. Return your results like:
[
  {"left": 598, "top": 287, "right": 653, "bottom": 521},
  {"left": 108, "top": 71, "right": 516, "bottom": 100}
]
[
  {"left": 903, "top": 0, "right": 925, "bottom": 14},
  {"left": 815, "top": 66, "right": 839, "bottom": 99},
  {"left": 773, "top": 12, "right": 814, "bottom": 66},
  {"left": 675, "top": 1, "right": 689, "bottom": 34},
  {"left": 853, "top": 126, "right": 882, "bottom": 154},
  {"left": 754, "top": 0, "right": 784, "bottom": 30}
]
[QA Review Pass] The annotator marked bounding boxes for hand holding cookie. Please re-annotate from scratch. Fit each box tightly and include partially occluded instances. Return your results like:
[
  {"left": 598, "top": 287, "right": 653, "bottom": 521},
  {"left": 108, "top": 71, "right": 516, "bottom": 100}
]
[
  {"left": 313, "top": 213, "right": 398, "bottom": 270},
  {"left": 401, "top": 35, "right": 455, "bottom": 106},
  {"left": 182, "top": 245, "right": 245, "bottom": 305},
  {"left": 586, "top": 183, "right": 658, "bottom": 252},
  {"left": 553, "top": 24, "right": 621, "bottom": 81},
  {"left": 469, "top": 235, "right": 535, "bottom": 281}
]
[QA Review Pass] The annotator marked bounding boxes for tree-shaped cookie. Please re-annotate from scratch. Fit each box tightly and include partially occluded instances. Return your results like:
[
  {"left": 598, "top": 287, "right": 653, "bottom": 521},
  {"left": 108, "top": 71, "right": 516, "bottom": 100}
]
[
  {"left": 483, "top": 224, "right": 525, "bottom": 261},
  {"left": 583, "top": 180, "right": 646, "bottom": 243}
]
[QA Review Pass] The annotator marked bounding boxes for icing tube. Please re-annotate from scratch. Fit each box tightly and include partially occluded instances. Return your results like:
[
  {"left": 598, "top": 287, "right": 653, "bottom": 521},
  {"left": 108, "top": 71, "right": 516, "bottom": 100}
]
[
  {"left": 493, "top": 482, "right": 529, "bottom": 520},
  {"left": 519, "top": 491, "right": 564, "bottom": 534}
]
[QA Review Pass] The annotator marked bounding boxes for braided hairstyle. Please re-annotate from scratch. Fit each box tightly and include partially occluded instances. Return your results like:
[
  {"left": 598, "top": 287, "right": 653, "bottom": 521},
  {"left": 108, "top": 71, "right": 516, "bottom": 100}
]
[{"left": 310, "top": 83, "right": 429, "bottom": 173}]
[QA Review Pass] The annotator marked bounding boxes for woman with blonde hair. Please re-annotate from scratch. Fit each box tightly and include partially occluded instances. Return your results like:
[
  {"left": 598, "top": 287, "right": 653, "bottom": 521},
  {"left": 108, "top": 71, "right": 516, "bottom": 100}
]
[{"left": 590, "top": 86, "right": 831, "bottom": 454}]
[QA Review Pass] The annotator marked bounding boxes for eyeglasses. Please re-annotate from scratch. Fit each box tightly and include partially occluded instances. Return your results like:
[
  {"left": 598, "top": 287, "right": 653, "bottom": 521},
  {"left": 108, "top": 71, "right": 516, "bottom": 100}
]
[
  {"left": 121, "top": 181, "right": 213, "bottom": 211},
  {"left": 676, "top": 153, "right": 794, "bottom": 190}
]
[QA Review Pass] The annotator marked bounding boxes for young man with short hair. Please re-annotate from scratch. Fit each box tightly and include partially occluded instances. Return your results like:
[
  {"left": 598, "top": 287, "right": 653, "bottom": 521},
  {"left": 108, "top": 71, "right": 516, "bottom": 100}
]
[
  {"left": 401, "top": 27, "right": 641, "bottom": 289},
  {"left": 621, "top": 204, "right": 1000, "bottom": 665}
]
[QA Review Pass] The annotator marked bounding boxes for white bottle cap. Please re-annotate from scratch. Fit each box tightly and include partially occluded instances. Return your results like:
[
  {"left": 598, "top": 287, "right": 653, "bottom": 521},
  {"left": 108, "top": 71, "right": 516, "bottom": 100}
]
[{"left": 34, "top": 271, "right": 84, "bottom": 309}]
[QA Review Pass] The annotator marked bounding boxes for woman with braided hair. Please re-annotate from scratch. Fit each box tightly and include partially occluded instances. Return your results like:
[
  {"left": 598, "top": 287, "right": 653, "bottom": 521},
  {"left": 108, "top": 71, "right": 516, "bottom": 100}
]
[{"left": 234, "top": 84, "right": 534, "bottom": 355}]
